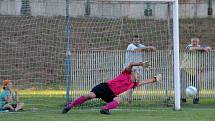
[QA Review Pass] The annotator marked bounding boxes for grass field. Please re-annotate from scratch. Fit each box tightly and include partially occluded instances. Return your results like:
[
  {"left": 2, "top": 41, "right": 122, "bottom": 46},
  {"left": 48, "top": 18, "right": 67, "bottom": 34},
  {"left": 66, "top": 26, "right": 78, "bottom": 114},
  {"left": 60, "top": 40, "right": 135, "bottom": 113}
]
[
  {"left": 1, "top": 93, "right": 215, "bottom": 121},
  {"left": 1, "top": 107, "right": 215, "bottom": 121},
  {"left": 1, "top": 90, "right": 215, "bottom": 121}
]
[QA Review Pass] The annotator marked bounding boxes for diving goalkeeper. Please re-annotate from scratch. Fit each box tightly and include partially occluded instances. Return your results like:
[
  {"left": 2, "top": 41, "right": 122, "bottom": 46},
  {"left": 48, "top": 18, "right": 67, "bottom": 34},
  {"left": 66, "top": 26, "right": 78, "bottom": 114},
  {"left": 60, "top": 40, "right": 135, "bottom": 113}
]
[{"left": 62, "top": 61, "right": 161, "bottom": 115}]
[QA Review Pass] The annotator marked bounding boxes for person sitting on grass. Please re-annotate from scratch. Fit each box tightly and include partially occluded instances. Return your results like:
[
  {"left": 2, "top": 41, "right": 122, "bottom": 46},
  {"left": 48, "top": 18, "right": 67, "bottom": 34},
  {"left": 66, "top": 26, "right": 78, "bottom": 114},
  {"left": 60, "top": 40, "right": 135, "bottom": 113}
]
[
  {"left": 0, "top": 80, "right": 24, "bottom": 112},
  {"left": 62, "top": 61, "right": 161, "bottom": 115}
]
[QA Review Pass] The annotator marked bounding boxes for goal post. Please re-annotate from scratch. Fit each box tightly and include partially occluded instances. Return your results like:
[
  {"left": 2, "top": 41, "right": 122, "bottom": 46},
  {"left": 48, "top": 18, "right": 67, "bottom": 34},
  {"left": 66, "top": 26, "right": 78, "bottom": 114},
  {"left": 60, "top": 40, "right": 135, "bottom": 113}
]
[{"left": 172, "top": 0, "right": 180, "bottom": 111}]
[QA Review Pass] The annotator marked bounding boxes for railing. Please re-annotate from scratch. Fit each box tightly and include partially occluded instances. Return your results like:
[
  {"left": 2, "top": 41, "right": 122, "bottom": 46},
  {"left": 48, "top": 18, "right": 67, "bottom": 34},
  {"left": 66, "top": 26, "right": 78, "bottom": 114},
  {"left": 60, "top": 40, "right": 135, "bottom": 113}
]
[{"left": 71, "top": 50, "right": 215, "bottom": 101}]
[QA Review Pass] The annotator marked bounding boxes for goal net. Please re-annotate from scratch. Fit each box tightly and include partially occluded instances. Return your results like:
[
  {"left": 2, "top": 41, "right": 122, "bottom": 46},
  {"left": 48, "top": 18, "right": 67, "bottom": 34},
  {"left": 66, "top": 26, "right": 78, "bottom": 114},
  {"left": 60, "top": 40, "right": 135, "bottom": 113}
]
[
  {"left": 70, "top": 0, "right": 178, "bottom": 109},
  {"left": 0, "top": 0, "right": 179, "bottom": 111}
]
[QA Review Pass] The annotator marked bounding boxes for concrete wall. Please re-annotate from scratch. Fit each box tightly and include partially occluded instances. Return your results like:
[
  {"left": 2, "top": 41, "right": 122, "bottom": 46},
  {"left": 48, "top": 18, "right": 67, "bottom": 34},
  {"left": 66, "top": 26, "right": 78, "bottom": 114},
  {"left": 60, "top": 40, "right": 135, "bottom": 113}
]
[
  {"left": 0, "top": 0, "right": 21, "bottom": 15},
  {"left": 0, "top": 0, "right": 214, "bottom": 18}
]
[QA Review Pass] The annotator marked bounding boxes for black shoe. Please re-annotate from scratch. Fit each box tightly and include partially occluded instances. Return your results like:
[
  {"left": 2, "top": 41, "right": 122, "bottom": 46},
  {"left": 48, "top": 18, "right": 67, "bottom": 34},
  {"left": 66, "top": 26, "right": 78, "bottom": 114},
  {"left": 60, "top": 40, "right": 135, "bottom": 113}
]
[
  {"left": 62, "top": 106, "right": 71, "bottom": 114},
  {"left": 100, "top": 109, "right": 111, "bottom": 115},
  {"left": 181, "top": 98, "right": 187, "bottom": 103},
  {"left": 193, "top": 98, "right": 199, "bottom": 104}
]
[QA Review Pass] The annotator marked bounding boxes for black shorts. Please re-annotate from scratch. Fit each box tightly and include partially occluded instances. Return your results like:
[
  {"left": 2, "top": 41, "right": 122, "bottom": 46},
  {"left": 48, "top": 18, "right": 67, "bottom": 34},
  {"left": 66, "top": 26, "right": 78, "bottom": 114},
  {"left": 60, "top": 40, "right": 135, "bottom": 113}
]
[{"left": 91, "top": 83, "right": 116, "bottom": 103}]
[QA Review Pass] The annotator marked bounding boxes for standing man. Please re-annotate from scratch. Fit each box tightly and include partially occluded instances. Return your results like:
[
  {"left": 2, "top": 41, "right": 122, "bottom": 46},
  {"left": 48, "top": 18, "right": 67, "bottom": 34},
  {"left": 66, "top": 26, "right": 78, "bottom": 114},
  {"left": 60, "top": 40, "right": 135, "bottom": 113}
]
[
  {"left": 125, "top": 35, "right": 156, "bottom": 103},
  {"left": 181, "top": 37, "right": 211, "bottom": 104}
]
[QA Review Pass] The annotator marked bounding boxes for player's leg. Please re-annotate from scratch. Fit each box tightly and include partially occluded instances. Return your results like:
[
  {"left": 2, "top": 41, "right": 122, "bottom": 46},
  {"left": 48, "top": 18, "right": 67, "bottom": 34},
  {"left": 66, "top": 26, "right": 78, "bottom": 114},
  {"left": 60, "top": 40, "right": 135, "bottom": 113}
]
[
  {"left": 2, "top": 104, "right": 14, "bottom": 111},
  {"left": 100, "top": 97, "right": 120, "bottom": 115},
  {"left": 68, "top": 92, "right": 96, "bottom": 108},
  {"left": 62, "top": 92, "right": 96, "bottom": 114},
  {"left": 181, "top": 69, "right": 187, "bottom": 102},
  {"left": 192, "top": 74, "right": 199, "bottom": 104},
  {"left": 62, "top": 83, "right": 109, "bottom": 114},
  {"left": 14, "top": 103, "right": 24, "bottom": 111}
]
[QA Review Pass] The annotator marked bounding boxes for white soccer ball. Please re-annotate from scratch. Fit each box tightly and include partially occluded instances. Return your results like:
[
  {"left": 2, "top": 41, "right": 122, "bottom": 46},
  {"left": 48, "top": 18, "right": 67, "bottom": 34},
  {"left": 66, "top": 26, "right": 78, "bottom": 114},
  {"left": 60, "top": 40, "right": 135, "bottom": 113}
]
[{"left": 185, "top": 86, "right": 197, "bottom": 96}]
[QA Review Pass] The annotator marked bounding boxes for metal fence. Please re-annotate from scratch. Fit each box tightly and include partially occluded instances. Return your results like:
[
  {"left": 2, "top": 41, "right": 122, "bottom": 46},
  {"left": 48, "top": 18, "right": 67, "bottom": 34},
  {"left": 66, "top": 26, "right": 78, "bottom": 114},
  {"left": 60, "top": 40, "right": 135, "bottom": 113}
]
[
  {"left": 71, "top": 50, "right": 215, "bottom": 101},
  {"left": 180, "top": 50, "right": 215, "bottom": 98}
]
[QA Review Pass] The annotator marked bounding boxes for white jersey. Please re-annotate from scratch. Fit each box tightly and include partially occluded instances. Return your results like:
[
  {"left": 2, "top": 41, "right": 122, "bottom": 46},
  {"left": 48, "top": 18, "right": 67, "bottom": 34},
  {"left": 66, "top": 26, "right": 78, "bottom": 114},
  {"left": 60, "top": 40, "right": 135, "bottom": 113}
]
[{"left": 125, "top": 43, "right": 145, "bottom": 67}]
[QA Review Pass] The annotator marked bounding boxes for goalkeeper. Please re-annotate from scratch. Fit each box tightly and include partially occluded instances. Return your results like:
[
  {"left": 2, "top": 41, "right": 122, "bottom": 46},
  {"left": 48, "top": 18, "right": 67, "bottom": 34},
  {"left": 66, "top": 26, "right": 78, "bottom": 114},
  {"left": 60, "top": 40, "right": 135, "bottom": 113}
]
[{"left": 62, "top": 61, "right": 161, "bottom": 115}]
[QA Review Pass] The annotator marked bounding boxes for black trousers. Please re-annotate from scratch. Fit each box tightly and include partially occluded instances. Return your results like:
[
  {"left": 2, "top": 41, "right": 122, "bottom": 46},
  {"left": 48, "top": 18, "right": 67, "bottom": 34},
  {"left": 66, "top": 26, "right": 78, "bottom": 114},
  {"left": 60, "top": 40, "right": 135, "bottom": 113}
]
[{"left": 181, "top": 69, "right": 200, "bottom": 99}]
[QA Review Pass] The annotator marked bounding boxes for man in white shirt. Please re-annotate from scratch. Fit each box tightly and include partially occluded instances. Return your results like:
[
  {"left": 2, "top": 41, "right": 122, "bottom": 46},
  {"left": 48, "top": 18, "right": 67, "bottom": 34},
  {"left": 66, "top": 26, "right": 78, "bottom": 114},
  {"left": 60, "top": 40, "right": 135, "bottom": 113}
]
[
  {"left": 125, "top": 35, "right": 156, "bottom": 103},
  {"left": 125, "top": 35, "right": 156, "bottom": 69}
]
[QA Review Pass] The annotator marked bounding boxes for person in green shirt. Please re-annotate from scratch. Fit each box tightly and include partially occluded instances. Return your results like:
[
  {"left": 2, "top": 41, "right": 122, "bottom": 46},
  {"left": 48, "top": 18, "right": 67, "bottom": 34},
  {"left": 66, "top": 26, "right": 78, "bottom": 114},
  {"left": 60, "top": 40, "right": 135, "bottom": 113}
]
[{"left": 0, "top": 80, "right": 24, "bottom": 111}]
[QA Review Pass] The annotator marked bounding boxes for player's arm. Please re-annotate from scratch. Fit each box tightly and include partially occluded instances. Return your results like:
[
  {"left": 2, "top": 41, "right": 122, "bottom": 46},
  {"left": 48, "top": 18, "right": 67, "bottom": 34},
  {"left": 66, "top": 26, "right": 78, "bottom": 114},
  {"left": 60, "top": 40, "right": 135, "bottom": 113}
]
[
  {"left": 141, "top": 46, "right": 156, "bottom": 51},
  {"left": 137, "top": 78, "right": 156, "bottom": 86},
  {"left": 132, "top": 46, "right": 156, "bottom": 52},
  {"left": 188, "top": 46, "right": 211, "bottom": 52},
  {"left": 2, "top": 91, "right": 13, "bottom": 103},
  {"left": 125, "top": 61, "right": 150, "bottom": 71},
  {"left": 136, "top": 74, "right": 161, "bottom": 87},
  {"left": 5, "top": 96, "right": 13, "bottom": 103},
  {"left": 13, "top": 91, "right": 19, "bottom": 102}
]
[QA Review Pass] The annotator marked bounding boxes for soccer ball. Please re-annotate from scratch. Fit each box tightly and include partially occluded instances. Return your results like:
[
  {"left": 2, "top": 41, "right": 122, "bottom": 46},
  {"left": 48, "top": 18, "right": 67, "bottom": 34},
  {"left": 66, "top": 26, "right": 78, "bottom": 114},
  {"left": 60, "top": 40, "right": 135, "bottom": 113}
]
[{"left": 185, "top": 86, "right": 197, "bottom": 96}]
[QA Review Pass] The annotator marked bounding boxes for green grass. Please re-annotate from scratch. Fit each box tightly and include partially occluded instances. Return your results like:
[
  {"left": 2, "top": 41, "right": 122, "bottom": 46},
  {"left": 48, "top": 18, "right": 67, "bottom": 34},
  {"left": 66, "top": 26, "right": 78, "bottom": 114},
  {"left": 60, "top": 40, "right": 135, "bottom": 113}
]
[
  {"left": 14, "top": 90, "right": 215, "bottom": 111},
  {"left": 17, "top": 90, "right": 168, "bottom": 109},
  {"left": 1, "top": 108, "right": 215, "bottom": 121},
  {"left": 1, "top": 90, "right": 214, "bottom": 121}
]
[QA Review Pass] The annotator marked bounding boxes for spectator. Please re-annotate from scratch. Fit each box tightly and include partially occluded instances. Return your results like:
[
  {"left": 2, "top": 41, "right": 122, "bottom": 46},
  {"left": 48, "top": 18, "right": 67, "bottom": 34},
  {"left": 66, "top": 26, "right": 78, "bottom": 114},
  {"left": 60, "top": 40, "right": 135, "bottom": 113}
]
[
  {"left": 181, "top": 37, "right": 212, "bottom": 104},
  {"left": 125, "top": 35, "right": 156, "bottom": 103},
  {"left": 0, "top": 80, "right": 24, "bottom": 111}
]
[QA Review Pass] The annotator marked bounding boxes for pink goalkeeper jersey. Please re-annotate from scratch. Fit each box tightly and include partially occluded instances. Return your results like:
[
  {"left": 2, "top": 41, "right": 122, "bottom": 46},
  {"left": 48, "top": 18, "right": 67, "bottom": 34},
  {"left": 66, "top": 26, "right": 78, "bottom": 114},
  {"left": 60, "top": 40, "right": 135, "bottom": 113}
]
[{"left": 107, "top": 69, "right": 139, "bottom": 96}]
